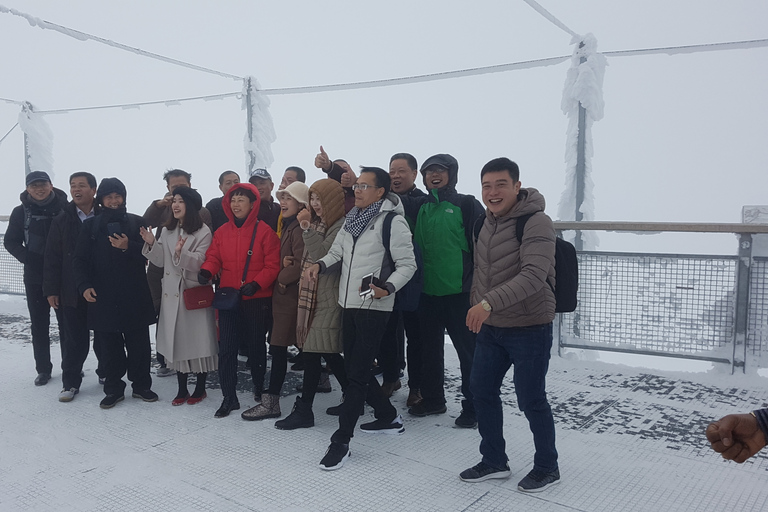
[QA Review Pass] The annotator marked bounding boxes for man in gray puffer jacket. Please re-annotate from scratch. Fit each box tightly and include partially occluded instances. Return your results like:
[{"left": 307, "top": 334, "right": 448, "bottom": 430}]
[{"left": 459, "top": 157, "right": 560, "bottom": 493}]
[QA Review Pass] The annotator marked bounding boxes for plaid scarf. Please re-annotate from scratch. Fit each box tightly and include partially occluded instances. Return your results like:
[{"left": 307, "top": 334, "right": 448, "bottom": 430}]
[
  {"left": 296, "top": 219, "right": 326, "bottom": 347},
  {"left": 343, "top": 200, "right": 383, "bottom": 239}
]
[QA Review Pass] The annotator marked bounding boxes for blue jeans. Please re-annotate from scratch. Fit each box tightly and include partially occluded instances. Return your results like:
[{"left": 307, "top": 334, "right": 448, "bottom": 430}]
[{"left": 470, "top": 323, "right": 558, "bottom": 472}]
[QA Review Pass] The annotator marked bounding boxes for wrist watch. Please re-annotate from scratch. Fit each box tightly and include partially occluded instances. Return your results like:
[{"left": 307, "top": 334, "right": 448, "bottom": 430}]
[{"left": 480, "top": 299, "right": 492, "bottom": 312}]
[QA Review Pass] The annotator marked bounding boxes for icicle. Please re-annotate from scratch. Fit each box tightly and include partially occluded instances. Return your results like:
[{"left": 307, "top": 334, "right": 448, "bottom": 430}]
[
  {"left": 557, "top": 33, "right": 607, "bottom": 251},
  {"left": 242, "top": 76, "right": 276, "bottom": 176},
  {"left": 18, "top": 102, "right": 54, "bottom": 177}
]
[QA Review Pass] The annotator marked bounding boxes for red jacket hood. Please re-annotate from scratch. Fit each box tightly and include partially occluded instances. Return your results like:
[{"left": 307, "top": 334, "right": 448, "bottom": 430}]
[{"left": 223, "top": 182, "right": 262, "bottom": 228}]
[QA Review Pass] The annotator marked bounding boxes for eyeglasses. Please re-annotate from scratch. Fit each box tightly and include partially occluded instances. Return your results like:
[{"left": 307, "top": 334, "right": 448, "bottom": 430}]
[
  {"left": 424, "top": 167, "right": 448, "bottom": 175},
  {"left": 351, "top": 183, "right": 379, "bottom": 191}
]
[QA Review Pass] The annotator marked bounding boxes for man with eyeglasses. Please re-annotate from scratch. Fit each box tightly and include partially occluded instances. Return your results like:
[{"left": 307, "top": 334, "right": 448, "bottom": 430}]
[
  {"left": 402, "top": 154, "right": 485, "bottom": 429},
  {"left": 5, "top": 171, "right": 69, "bottom": 386}
]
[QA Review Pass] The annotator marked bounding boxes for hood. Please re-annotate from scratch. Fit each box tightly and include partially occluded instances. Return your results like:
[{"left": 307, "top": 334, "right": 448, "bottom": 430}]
[
  {"left": 308, "top": 178, "right": 345, "bottom": 226},
  {"left": 223, "top": 182, "right": 262, "bottom": 227},
  {"left": 381, "top": 192, "right": 406, "bottom": 216},
  {"left": 420, "top": 153, "right": 459, "bottom": 192},
  {"left": 489, "top": 187, "right": 547, "bottom": 220}
]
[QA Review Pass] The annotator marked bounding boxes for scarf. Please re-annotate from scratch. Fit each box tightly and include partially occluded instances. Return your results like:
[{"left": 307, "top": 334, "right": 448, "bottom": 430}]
[
  {"left": 296, "top": 219, "right": 327, "bottom": 347},
  {"left": 343, "top": 199, "right": 383, "bottom": 239}
]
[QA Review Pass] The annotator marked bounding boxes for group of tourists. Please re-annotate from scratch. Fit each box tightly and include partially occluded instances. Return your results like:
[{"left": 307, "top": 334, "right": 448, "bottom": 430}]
[{"left": 6, "top": 149, "right": 563, "bottom": 491}]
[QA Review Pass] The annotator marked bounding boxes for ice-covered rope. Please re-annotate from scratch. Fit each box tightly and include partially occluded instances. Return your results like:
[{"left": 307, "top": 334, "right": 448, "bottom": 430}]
[
  {"left": 0, "top": 122, "right": 19, "bottom": 145},
  {"left": 603, "top": 38, "right": 768, "bottom": 57},
  {"left": 15, "top": 37, "right": 768, "bottom": 113},
  {"left": 0, "top": 4, "right": 244, "bottom": 81},
  {"left": 521, "top": 0, "right": 578, "bottom": 38},
  {"left": 35, "top": 91, "right": 241, "bottom": 114},
  {"left": 0, "top": 96, "right": 25, "bottom": 106}
]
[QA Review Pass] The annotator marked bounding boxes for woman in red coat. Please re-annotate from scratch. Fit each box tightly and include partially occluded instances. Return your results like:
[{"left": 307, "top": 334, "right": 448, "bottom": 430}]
[{"left": 199, "top": 183, "right": 280, "bottom": 418}]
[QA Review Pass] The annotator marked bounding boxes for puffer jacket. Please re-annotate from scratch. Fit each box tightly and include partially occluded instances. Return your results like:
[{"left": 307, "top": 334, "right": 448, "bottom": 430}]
[
  {"left": 472, "top": 188, "right": 556, "bottom": 327},
  {"left": 302, "top": 217, "right": 343, "bottom": 353},
  {"left": 200, "top": 183, "right": 280, "bottom": 299},
  {"left": 318, "top": 193, "right": 416, "bottom": 312}
]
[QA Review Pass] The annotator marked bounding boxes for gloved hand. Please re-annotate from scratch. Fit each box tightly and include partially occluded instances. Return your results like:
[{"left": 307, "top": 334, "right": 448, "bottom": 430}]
[
  {"left": 240, "top": 281, "right": 261, "bottom": 297},
  {"left": 198, "top": 269, "right": 212, "bottom": 285}
]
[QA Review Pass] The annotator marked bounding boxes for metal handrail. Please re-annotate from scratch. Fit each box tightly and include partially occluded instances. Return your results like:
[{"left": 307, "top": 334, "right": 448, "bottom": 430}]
[{"left": 554, "top": 220, "right": 768, "bottom": 233}]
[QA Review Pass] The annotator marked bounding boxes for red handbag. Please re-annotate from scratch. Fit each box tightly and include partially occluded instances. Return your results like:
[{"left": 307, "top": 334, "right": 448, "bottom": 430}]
[{"left": 183, "top": 285, "right": 214, "bottom": 310}]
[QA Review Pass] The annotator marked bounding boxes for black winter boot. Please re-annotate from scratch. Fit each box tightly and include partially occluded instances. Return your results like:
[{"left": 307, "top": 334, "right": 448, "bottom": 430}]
[{"left": 274, "top": 396, "right": 315, "bottom": 430}]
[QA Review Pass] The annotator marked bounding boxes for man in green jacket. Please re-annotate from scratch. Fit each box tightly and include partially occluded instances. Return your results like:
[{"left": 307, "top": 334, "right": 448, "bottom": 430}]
[{"left": 405, "top": 154, "right": 484, "bottom": 428}]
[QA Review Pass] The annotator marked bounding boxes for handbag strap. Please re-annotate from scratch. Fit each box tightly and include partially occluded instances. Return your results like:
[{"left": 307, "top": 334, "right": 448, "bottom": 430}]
[{"left": 240, "top": 220, "right": 260, "bottom": 285}]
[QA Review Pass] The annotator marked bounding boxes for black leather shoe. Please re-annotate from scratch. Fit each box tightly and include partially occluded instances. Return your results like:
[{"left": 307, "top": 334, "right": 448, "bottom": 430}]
[
  {"left": 34, "top": 373, "right": 51, "bottom": 386},
  {"left": 214, "top": 397, "right": 241, "bottom": 418},
  {"left": 100, "top": 394, "right": 125, "bottom": 409}
]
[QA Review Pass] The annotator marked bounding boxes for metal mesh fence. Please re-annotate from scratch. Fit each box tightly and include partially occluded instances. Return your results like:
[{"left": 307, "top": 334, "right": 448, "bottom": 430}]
[
  {"left": 560, "top": 251, "right": 737, "bottom": 356},
  {"left": 748, "top": 256, "right": 768, "bottom": 357},
  {"left": 0, "top": 234, "right": 25, "bottom": 295}
]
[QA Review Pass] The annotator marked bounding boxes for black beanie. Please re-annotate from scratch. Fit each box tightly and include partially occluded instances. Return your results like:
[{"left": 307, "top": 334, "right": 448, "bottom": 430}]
[
  {"left": 172, "top": 186, "right": 203, "bottom": 212},
  {"left": 96, "top": 178, "right": 127, "bottom": 205}
]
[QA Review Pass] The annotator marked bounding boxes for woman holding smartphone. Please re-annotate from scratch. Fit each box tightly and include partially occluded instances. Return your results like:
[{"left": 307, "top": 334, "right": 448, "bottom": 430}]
[{"left": 140, "top": 186, "right": 217, "bottom": 405}]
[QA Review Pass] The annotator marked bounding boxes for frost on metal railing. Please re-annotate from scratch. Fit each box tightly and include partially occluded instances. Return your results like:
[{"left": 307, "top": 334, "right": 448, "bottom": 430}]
[
  {"left": 560, "top": 251, "right": 738, "bottom": 360},
  {"left": 0, "top": 235, "right": 25, "bottom": 295},
  {"left": 748, "top": 257, "right": 768, "bottom": 359}
]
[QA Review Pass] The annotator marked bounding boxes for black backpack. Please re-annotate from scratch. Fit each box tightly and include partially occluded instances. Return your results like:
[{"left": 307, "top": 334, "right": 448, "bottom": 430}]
[
  {"left": 381, "top": 211, "right": 422, "bottom": 312},
  {"left": 475, "top": 212, "right": 578, "bottom": 313}
]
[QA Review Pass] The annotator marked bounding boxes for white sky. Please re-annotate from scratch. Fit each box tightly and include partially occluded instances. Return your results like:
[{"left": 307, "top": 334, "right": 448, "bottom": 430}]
[{"left": 1, "top": 0, "right": 767, "bottom": 254}]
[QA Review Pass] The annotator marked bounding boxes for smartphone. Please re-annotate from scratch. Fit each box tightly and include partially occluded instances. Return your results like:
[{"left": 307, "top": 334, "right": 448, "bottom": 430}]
[
  {"left": 359, "top": 273, "right": 374, "bottom": 298},
  {"left": 106, "top": 222, "right": 123, "bottom": 237}
]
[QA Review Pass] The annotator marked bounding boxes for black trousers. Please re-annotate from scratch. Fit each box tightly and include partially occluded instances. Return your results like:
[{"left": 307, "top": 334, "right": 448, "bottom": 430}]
[
  {"left": 377, "top": 311, "right": 405, "bottom": 383},
  {"left": 25, "top": 281, "right": 64, "bottom": 375},
  {"left": 331, "top": 308, "right": 397, "bottom": 445},
  {"left": 301, "top": 352, "right": 347, "bottom": 405},
  {"left": 61, "top": 298, "right": 104, "bottom": 390},
  {"left": 402, "top": 310, "right": 422, "bottom": 391},
  {"left": 218, "top": 297, "right": 271, "bottom": 399},
  {"left": 99, "top": 327, "right": 152, "bottom": 396},
  {"left": 417, "top": 292, "right": 476, "bottom": 413}
]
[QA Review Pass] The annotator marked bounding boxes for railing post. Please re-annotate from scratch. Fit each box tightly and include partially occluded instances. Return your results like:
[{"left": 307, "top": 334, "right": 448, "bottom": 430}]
[{"left": 732, "top": 233, "right": 752, "bottom": 374}]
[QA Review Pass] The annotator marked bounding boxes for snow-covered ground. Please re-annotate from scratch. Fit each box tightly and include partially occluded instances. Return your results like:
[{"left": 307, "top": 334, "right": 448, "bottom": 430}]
[{"left": 1, "top": 293, "right": 766, "bottom": 512}]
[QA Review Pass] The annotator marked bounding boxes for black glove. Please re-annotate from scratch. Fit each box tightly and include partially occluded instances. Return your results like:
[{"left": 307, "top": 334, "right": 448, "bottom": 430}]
[
  {"left": 240, "top": 281, "right": 261, "bottom": 297},
  {"left": 198, "top": 269, "right": 212, "bottom": 285}
]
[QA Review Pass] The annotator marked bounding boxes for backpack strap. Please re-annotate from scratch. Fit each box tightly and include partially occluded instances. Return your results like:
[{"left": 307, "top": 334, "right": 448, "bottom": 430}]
[
  {"left": 516, "top": 212, "right": 556, "bottom": 294},
  {"left": 381, "top": 211, "right": 397, "bottom": 271}
]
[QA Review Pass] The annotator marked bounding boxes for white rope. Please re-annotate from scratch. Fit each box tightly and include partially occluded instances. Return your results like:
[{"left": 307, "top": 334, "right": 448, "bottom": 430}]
[
  {"left": 0, "top": 4, "right": 244, "bottom": 81},
  {"left": 0, "top": 96, "right": 25, "bottom": 106},
  {"left": 603, "top": 38, "right": 768, "bottom": 58},
  {"left": 12, "top": 38, "right": 768, "bottom": 113},
  {"left": 521, "top": 0, "right": 578, "bottom": 38},
  {"left": 261, "top": 55, "right": 570, "bottom": 95},
  {"left": 0, "top": 122, "right": 19, "bottom": 145},
  {"left": 34, "top": 91, "right": 241, "bottom": 114}
]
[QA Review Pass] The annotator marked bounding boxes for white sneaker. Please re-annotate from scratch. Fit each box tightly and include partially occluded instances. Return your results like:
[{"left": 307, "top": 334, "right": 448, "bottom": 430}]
[{"left": 58, "top": 388, "right": 79, "bottom": 402}]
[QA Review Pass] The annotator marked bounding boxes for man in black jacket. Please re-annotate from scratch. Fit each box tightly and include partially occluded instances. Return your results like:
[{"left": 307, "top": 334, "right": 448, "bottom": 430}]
[
  {"left": 377, "top": 153, "right": 426, "bottom": 403},
  {"left": 248, "top": 168, "right": 280, "bottom": 232},
  {"left": 4, "top": 171, "right": 68, "bottom": 386},
  {"left": 43, "top": 171, "right": 104, "bottom": 401},
  {"left": 205, "top": 170, "right": 240, "bottom": 232},
  {"left": 75, "top": 178, "right": 158, "bottom": 409}
]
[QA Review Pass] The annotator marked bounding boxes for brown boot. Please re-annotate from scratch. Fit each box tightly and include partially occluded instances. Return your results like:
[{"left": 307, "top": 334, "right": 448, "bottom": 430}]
[
  {"left": 241, "top": 393, "right": 281, "bottom": 421},
  {"left": 407, "top": 388, "right": 422, "bottom": 407}
]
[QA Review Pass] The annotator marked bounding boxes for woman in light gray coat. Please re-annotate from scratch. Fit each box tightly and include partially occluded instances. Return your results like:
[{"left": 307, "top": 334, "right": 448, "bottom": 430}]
[
  {"left": 140, "top": 186, "right": 217, "bottom": 405},
  {"left": 276, "top": 179, "right": 349, "bottom": 430}
]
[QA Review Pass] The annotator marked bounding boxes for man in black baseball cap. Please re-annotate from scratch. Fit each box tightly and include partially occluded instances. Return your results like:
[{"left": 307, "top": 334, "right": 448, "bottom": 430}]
[{"left": 5, "top": 171, "right": 68, "bottom": 386}]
